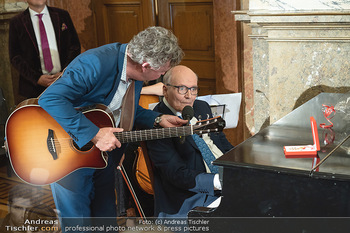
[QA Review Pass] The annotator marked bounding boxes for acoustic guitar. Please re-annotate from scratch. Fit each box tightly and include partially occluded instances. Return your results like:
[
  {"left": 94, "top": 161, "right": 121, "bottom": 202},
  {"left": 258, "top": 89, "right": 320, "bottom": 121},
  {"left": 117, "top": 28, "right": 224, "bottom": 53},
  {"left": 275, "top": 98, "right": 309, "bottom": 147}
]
[{"left": 5, "top": 99, "right": 225, "bottom": 186}]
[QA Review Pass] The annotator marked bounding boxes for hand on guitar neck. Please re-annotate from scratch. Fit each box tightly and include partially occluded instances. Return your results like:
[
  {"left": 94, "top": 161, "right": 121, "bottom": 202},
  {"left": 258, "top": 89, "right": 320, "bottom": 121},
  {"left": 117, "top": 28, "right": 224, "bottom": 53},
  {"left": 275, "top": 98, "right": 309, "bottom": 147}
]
[
  {"left": 158, "top": 114, "right": 187, "bottom": 128},
  {"left": 91, "top": 127, "right": 124, "bottom": 152}
]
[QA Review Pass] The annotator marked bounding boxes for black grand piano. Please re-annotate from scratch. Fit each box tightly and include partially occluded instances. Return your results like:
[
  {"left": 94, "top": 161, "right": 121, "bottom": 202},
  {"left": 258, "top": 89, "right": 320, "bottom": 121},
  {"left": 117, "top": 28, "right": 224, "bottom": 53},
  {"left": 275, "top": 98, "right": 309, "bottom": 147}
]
[{"left": 189, "top": 92, "right": 350, "bottom": 233}]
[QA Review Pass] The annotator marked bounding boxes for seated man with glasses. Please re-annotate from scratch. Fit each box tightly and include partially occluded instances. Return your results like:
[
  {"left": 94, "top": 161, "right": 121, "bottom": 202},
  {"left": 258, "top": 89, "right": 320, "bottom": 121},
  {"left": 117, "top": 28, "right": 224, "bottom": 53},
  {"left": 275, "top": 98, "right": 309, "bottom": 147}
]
[{"left": 146, "top": 65, "right": 234, "bottom": 219}]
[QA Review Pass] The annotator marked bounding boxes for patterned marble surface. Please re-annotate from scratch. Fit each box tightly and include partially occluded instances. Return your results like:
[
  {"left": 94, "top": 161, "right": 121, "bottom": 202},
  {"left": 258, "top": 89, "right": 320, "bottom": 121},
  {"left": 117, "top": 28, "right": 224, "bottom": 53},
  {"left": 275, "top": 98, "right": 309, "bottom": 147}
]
[
  {"left": 236, "top": 0, "right": 350, "bottom": 133},
  {"left": 250, "top": 0, "right": 350, "bottom": 11}
]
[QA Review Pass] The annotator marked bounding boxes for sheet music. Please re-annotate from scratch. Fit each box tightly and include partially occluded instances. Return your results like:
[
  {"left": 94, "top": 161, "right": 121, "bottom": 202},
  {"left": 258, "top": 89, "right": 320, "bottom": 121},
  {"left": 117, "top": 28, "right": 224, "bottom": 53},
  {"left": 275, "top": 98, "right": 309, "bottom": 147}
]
[{"left": 197, "top": 93, "right": 242, "bottom": 129}]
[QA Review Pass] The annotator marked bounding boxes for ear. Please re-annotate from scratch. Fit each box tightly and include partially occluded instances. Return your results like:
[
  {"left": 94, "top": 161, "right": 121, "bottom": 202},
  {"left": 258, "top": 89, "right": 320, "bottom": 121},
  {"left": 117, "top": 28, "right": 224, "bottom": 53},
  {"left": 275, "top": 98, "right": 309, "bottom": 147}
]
[
  {"left": 162, "top": 84, "right": 168, "bottom": 98},
  {"left": 141, "top": 62, "right": 151, "bottom": 72}
]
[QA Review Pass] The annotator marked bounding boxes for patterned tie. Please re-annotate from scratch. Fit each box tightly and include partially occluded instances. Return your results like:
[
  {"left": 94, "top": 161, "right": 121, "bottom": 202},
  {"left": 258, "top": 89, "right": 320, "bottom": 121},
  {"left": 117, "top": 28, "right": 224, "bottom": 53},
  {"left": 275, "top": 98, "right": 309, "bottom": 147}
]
[
  {"left": 192, "top": 134, "right": 219, "bottom": 173},
  {"left": 37, "top": 14, "right": 53, "bottom": 72}
]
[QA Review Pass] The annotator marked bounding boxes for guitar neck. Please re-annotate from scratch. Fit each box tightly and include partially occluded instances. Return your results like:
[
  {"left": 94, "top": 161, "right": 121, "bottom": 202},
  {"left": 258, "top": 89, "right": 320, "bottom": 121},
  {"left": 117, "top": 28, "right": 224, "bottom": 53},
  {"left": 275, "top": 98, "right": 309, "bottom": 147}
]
[{"left": 114, "top": 125, "right": 193, "bottom": 143}]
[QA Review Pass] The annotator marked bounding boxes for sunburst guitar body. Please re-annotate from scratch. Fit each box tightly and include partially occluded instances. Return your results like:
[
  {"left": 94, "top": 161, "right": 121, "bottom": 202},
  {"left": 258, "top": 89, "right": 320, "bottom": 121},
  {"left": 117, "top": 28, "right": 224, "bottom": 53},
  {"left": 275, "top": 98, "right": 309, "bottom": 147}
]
[{"left": 5, "top": 100, "right": 111, "bottom": 185}]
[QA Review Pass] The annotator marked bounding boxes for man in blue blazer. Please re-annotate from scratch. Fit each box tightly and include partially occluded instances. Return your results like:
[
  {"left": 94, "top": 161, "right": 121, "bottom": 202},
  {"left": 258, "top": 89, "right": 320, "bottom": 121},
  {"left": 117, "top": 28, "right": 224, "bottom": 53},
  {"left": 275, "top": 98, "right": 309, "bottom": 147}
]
[
  {"left": 9, "top": 0, "right": 81, "bottom": 100},
  {"left": 38, "top": 27, "right": 186, "bottom": 232},
  {"left": 146, "top": 65, "right": 234, "bottom": 219}
]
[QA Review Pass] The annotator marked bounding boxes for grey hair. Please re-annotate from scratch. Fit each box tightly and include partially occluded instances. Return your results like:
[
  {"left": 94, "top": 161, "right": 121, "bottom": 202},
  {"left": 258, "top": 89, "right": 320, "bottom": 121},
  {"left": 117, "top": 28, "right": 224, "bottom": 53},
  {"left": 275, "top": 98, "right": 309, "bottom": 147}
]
[{"left": 127, "top": 26, "right": 184, "bottom": 69}]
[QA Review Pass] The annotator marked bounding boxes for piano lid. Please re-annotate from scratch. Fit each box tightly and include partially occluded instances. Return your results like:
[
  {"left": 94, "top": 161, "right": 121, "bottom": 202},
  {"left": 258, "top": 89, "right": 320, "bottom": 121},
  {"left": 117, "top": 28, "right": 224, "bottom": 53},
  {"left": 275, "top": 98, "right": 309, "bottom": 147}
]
[{"left": 215, "top": 92, "right": 350, "bottom": 179}]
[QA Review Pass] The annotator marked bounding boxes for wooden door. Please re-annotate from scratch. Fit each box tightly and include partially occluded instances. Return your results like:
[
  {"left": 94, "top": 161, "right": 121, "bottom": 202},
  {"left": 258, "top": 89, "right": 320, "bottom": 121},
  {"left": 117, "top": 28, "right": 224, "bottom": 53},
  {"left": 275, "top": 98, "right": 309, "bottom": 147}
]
[
  {"left": 93, "top": 0, "right": 156, "bottom": 45},
  {"left": 93, "top": 0, "right": 215, "bottom": 95},
  {"left": 157, "top": 0, "right": 215, "bottom": 95}
]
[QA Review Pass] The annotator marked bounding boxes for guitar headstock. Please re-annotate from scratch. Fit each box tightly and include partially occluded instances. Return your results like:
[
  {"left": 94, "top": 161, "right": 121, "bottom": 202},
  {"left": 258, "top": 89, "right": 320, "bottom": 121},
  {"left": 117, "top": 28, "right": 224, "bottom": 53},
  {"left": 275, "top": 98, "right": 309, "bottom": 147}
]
[{"left": 193, "top": 116, "right": 226, "bottom": 135}]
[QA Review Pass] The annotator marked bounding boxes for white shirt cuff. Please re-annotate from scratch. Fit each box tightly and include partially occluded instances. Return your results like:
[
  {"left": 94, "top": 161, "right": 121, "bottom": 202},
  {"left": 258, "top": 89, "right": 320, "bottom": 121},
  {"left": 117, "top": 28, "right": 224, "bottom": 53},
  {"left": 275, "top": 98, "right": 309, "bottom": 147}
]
[{"left": 213, "top": 173, "right": 222, "bottom": 190}]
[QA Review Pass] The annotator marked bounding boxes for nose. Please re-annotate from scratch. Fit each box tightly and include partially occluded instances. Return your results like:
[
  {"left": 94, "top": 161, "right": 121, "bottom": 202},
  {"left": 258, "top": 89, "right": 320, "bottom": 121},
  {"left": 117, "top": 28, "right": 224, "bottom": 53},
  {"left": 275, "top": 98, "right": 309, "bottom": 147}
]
[{"left": 184, "top": 90, "right": 191, "bottom": 98}]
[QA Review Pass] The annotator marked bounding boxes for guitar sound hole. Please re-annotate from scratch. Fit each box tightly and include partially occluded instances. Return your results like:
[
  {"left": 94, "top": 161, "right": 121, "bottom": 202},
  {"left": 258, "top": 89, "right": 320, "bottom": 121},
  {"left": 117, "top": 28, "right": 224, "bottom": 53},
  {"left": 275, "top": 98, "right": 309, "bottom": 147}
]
[{"left": 72, "top": 141, "right": 94, "bottom": 152}]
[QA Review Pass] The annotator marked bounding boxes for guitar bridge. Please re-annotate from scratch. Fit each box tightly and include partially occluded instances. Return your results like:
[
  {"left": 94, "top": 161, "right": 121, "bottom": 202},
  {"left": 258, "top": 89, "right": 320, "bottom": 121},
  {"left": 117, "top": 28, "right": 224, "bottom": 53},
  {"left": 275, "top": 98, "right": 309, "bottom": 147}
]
[{"left": 47, "top": 129, "right": 58, "bottom": 160}]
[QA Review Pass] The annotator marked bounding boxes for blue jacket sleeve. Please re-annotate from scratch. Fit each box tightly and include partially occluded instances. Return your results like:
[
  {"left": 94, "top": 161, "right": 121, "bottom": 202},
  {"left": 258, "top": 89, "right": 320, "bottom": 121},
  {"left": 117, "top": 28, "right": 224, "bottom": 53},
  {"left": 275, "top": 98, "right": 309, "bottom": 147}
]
[{"left": 38, "top": 47, "right": 120, "bottom": 148}]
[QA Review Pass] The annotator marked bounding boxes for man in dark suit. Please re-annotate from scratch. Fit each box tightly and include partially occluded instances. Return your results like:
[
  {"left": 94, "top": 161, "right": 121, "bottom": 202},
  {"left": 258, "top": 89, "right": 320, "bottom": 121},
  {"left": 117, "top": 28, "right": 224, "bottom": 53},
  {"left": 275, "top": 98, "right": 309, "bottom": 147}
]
[
  {"left": 9, "top": 0, "right": 80, "bottom": 100},
  {"left": 146, "top": 65, "right": 234, "bottom": 219}
]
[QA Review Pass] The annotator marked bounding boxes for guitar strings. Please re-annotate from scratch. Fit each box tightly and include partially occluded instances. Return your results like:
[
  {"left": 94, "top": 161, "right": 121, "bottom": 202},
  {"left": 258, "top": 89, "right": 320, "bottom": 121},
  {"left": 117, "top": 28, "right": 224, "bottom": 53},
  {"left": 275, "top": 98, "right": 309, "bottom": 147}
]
[{"left": 46, "top": 119, "right": 217, "bottom": 149}]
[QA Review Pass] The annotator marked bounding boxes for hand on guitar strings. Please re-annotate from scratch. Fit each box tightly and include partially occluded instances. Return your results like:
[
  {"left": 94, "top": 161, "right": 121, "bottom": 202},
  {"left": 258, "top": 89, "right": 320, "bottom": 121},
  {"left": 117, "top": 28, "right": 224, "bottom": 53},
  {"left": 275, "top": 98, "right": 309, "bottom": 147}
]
[
  {"left": 159, "top": 115, "right": 188, "bottom": 128},
  {"left": 91, "top": 127, "right": 124, "bottom": 152}
]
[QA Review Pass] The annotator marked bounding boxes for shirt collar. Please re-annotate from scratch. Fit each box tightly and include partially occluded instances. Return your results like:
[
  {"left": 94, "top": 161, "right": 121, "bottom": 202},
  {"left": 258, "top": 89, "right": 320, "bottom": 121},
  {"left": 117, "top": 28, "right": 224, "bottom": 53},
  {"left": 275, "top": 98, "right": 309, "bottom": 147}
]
[
  {"left": 121, "top": 45, "right": 131, "bottom": 84},
  {"left": 29, "top": 5, "right": 49, "bottom": 17}
]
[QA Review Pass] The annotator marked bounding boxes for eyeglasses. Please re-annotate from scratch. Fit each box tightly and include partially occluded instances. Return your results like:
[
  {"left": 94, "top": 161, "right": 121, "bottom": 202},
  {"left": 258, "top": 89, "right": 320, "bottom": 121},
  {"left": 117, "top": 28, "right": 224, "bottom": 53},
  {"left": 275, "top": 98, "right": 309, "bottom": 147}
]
[{"left": 166, "top": 84, "right": 199, "bottom": 95}]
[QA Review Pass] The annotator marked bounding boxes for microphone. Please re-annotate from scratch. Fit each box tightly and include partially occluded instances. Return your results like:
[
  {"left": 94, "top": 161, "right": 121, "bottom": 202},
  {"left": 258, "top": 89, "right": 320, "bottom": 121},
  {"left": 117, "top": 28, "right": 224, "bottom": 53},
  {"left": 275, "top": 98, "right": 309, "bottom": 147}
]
[
  {"left": 182, "top": 105, "right": 194, "bottom": 124},
  {"left": 180, "top": 105, "right": 194, "bottom": 143}
]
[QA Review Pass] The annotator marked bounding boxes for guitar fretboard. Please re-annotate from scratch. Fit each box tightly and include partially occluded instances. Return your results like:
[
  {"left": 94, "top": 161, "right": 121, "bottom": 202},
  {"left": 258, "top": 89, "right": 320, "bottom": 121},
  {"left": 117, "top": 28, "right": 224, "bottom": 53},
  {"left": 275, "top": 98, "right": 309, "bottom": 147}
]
[{"left": 114, "top": 125, "right": 193, "bottom": 143}]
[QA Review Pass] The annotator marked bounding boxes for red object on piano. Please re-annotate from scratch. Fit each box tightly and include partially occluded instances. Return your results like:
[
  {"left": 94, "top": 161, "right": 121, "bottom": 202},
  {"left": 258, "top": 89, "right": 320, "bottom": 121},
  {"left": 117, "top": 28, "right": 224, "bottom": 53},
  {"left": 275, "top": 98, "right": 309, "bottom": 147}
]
[{"left": 284, "top": 117, "right": 320, "bottom": 158}]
